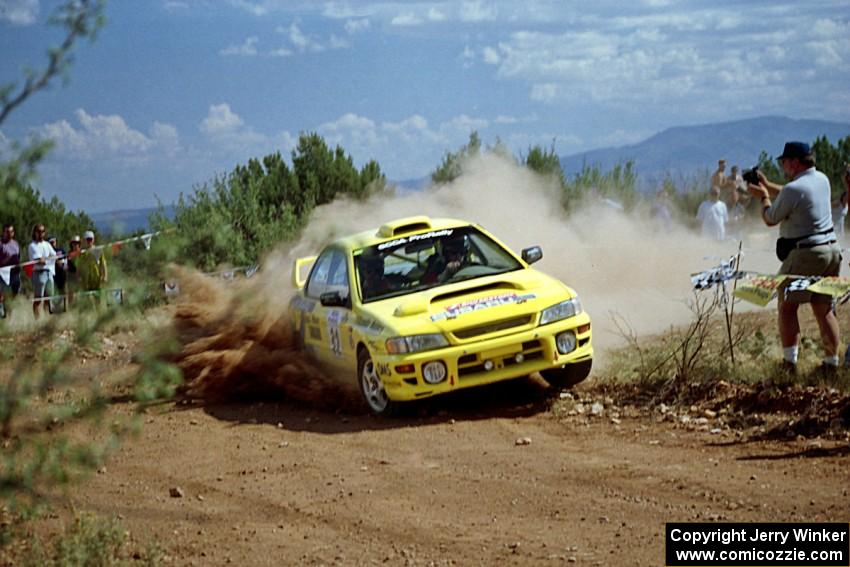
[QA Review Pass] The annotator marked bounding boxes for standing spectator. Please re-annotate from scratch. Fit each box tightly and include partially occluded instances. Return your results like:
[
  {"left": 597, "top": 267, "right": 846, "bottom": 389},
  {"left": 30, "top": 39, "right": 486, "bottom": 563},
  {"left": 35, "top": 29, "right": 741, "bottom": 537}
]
[
  {"left": 710, "top": 159, "right": 729, "bottom": 192},
  {"left": 747, "top": 141, "right": 841, "bottom": 374},
  {"left": 650, "top": 189, "right": 673, "bottom": 233},
  {"left": 712, "top": 159, "right": 741, "bottom": 213},
  {"left": 48, "top": 236, "right": 67, "bottom": 311},
  {"left": 66, "top": 235, "right": 81, "bottom": 306},
  {"left": 47, "top": 236, "right": 66, "bottom": 289},
  {"left": 730, "top": 165, "right": 745, "bottom": 191},
  {"left": 0, "top": 224, "right": 21, "bottom": 317},
  {"left": 696, "top": 186, "right": 729, "bottom": 241},
  {"left": 728, "top": 165, "right": 746, "bottom": 204},
  {"left": 79, "top": 230, "right": 108, "bottom": 298},
  {"left": 28, "top": 224, "right": 56, "bottom": 319}
]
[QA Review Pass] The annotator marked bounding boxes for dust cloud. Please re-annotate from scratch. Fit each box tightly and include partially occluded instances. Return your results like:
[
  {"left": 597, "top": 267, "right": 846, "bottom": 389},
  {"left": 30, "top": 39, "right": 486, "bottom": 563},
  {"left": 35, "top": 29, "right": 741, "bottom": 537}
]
[
  {"left": 173, "top": 152, "right": 765, "bottom": 403},
  {"left": 285, "top": 152, "right": 754, "bottom": 349},
  {"left": 171, "top": 267, "right": 360, "bottom": 409}
]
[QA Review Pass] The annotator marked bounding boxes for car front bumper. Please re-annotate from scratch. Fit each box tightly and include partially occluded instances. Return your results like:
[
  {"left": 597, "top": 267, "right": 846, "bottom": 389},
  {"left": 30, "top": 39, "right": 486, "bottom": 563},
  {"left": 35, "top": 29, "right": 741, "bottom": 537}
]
[{"left": 375, "top": 313, "right": 592, "bottom": 401}]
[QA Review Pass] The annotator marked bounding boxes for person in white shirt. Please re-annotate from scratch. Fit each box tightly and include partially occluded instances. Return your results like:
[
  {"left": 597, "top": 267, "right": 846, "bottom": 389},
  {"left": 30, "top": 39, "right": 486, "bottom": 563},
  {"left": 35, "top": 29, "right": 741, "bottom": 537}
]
[
  {"left": 696, "top": 186, "right": 729, "bottom": 241},
  {"left": 28, "top": 223, "right": 56, "bottom": 318}
]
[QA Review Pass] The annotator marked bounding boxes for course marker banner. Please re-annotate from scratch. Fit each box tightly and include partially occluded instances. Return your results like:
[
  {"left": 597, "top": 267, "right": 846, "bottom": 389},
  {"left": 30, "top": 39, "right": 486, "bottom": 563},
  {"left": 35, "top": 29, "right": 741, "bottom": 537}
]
[
  {"left": 733, "top": 274, "right": 787, "bottom": 306},
  {"left": 666, "top": 522, "right": 849, "bottom": 566},
  {"left": 808, "top": 276, "right": 850, "bottom": 301}
]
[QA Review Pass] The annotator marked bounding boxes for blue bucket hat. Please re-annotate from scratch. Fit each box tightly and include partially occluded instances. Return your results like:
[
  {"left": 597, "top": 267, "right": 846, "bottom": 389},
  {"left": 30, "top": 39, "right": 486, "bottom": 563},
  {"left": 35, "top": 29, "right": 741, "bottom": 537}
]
[{"left": 778, "top": 141, "right": 812, "bottom": 161}]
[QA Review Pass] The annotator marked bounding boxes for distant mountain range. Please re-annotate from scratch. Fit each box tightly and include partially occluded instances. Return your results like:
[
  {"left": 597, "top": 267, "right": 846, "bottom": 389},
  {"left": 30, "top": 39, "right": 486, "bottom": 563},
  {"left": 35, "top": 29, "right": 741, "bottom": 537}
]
[
  {"left": 559, "top": 115, "right": 850, "bottom": 182},
  {"left": 90, "top": 115, "right": 850, "bottom": 233},
  {"left": 91, "top": 205, "right": 174, "bottom": 236}
]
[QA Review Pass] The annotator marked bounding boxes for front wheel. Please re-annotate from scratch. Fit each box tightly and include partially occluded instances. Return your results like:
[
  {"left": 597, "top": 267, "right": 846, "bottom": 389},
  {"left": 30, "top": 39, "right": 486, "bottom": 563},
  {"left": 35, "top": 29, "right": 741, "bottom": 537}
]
[
  {"left": 358, "top": 349, "right": 402, "bottom": 416},
  {"left": 540, "top": 359, "right": 592, "bottom": 390}
]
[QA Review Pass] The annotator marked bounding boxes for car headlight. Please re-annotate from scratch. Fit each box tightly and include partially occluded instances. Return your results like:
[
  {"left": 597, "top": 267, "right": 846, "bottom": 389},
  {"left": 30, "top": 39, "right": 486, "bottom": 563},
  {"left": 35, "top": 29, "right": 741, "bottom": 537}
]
[
  {"left": 539, "top": 298, "right": 582, "bottom": 325},
  {"left": 386, "top": 334, "right": 449, "bottom": 354}
]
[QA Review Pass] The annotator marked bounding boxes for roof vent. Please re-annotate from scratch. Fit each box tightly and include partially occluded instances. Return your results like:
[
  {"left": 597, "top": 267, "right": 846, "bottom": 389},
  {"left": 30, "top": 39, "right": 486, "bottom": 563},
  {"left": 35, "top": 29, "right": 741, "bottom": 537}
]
[{"left": 376, "top": 216, "right": 433, "bottom": 238}]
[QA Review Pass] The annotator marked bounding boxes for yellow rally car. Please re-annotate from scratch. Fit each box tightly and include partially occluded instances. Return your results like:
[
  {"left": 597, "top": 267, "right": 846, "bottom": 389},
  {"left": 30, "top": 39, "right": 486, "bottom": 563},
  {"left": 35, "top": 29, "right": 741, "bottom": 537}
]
[{"left": 289, "top": 216, "right": 592, "bottom": 415}]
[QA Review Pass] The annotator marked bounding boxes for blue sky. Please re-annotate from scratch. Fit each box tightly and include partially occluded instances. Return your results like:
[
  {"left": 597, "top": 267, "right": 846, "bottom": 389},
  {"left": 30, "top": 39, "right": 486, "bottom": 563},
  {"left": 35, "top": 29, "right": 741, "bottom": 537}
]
[{"left": 1, "top": 0, "right": 849, "bottom": 213}]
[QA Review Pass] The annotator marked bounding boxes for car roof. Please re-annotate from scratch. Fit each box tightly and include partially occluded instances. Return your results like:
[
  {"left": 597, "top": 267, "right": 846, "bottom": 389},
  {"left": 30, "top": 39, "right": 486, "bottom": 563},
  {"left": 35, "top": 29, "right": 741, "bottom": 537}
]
[{"left": 331, "top": 216, "right": 474, "bottom": 252}]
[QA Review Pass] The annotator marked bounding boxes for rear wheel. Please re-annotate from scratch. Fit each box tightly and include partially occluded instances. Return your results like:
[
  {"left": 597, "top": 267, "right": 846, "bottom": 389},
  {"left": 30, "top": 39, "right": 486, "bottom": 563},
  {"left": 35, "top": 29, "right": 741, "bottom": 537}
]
[
  {"left": 540, "top": 359, "right": 592, "bottom": 390},
  {"left": 358, "top": 349, "right": 401, "bottom": 416}
]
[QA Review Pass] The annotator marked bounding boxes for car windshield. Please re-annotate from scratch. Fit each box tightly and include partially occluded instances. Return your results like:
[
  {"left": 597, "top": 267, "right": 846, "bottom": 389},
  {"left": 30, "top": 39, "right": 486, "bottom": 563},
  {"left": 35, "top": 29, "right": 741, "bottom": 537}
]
[{"left": 355, "top": 226, "right": 523, "bottom": 302}]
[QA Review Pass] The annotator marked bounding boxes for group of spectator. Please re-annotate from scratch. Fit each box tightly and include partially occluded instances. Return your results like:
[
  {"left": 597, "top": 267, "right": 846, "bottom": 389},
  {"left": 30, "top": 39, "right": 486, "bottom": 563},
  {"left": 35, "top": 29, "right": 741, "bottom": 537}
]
[
  {"left": 0, "top": 223, "right": 108, "bottom": 318},
  {"left": 697, "top": 158, "right": 850, "bottom": 243},
  {"left": 696, "top": 159, "right": 752, "bottom": 241}
]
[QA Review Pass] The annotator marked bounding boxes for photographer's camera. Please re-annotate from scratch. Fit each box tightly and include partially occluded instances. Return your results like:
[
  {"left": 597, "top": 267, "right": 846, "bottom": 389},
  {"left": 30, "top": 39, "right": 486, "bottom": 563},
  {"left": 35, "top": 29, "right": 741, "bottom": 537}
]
[{"left": 742, "top": 166, "right": 760, "bottom": 186}]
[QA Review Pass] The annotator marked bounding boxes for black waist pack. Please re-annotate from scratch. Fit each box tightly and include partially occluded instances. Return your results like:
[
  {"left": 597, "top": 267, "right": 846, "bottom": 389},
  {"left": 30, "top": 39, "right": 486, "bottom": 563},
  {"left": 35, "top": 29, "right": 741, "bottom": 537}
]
[
  {"left": 775, "top": 237, "right": 797, "bottom": 261},
  {"left": 775, "top": 228, "right": 835, "bottom": 261}
]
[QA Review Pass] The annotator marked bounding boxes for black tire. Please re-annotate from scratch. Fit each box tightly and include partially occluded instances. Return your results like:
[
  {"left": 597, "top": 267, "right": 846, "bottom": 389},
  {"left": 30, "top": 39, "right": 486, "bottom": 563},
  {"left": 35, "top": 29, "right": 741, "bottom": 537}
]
[
  {"left": 357, "top": 349, "right": 402, "bottom": 416},
  {"left": 540, "top": 359, "right": 592, "bottom": 390}
]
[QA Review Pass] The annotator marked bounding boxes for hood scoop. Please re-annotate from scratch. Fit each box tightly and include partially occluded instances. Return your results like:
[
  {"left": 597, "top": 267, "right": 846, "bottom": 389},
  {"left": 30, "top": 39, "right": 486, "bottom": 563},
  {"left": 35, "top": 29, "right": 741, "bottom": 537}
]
[{"left": 431, "top": 282, "right": 519, "bottom": 304}]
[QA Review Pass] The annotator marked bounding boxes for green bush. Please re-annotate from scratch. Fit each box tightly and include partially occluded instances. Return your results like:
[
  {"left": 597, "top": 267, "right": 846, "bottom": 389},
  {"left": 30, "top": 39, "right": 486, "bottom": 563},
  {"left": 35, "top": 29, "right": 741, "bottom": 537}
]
[
  {"left": 154, "top": 133, "right": 386, "bottom": 271},
  {"left": 19, "top": 513, "right": 161, "bottom": 567}
]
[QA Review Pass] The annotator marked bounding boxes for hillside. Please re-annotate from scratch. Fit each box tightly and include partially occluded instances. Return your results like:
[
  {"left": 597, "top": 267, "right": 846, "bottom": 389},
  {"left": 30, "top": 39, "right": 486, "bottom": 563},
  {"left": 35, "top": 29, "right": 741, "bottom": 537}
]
[
  {"left": 559, "top": 115, "right": 850, "bottom": 179},
  {"left": 90, "top": 205, "right": 175, "bottom": 235}
]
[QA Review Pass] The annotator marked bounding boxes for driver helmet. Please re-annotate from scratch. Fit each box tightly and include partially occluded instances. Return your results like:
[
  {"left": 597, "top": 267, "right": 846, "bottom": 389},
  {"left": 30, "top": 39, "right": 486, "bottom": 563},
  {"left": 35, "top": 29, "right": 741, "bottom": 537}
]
[{"left": 442, "top": 233, "right": 467, "bottom": 259}]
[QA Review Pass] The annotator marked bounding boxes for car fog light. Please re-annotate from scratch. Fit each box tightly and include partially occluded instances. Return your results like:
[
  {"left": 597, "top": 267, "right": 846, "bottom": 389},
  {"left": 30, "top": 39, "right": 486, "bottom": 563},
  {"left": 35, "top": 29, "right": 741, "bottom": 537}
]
[
  {"left": 422, "top": 361, "right": 447, "bottom": 384},
  {"left": 514, "top": 353, "right": 524, "bottom": 363},
  {"left": 556, "top": 331, "right": 577, "bottom": 354},
  {"left": 483, "top": 360, "right": 495, "bottom": 371}
]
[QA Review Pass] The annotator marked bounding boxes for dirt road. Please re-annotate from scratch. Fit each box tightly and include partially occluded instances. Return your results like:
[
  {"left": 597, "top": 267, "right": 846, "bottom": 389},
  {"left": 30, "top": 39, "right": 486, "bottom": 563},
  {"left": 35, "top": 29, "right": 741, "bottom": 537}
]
[{"left": 66, "top": 378, "right": 849, "bottom": 567}]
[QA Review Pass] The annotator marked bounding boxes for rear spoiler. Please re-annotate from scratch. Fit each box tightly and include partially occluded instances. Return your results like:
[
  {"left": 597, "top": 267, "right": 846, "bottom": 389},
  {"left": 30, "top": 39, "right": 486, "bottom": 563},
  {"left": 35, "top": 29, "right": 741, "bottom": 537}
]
[{"left": 292, "top": 255, "right": 317, "bottom": 289}]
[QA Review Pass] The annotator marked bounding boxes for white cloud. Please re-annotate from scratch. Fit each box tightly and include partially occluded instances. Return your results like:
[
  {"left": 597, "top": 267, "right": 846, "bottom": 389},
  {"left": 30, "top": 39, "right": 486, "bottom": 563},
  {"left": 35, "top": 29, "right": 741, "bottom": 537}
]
[
  {"left": 322, "top": 2, "right": 362, "bottom": 20},
  {"left": 344, "top": 18, "right": 370, "bottom": 34},
  {"left": 227, "top": 0, "right": 267, "bottom": 16},
  {"left": 219, "top": 36, "right": 259, "bottom": 56},
  {"left": 427, "top": 7, "right": 446, "bottom": 22},
  {"left": 301, "top": 111, "right": 496, "bottom": 179},
  {"left": 277, "top": 22, "right": 344, "bottom": 52},
  {"left": 459, "top": 1, "right": 497, "bottom": 23},
  {"left": 329, "top": 34, "right": 350, "bottom": 49},
  {"left": 391, "top": 12, "right": 422, "bottom": 27},
  {"left": 163, "top": 1, "right": 189, "bottom": 12},
  {"left": 35, "top": 109, "right": 179, "bottom": 162},
  {"left": 200, "top": 103, "right": 244, "bottom": 135},
  {"left": 530, "top": 83, "right": 557, "bottom": 103},
  {"left": 439, "top": 114, "right": 489, "bottom": 138},
  {"left": 198, "top": 103, "right": 273, "bottom": 158},
  {"left": 287, "top": 21, "right": 314, "bottom": 50},
  {"left": 482, "top": 46, "right": 500, "bottom": 65},
  {"left": 269, "top": 46, "right": 293, "bottom": 58},
  {"left": 0, "top": 0, "right": 38, "bottom": 25},
  {"left": 151, "top": 122, "right": 180, "bottom": 156},
  {"left": 460, "top": 45, "right": 475, "bottom": 68}
]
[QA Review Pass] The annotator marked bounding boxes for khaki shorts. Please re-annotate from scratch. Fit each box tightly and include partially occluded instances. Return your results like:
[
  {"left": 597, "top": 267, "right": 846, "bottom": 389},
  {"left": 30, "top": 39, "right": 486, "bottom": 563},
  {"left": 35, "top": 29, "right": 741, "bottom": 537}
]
[{"left": 779, "top": 242, "right": 842, "bottom": 303}]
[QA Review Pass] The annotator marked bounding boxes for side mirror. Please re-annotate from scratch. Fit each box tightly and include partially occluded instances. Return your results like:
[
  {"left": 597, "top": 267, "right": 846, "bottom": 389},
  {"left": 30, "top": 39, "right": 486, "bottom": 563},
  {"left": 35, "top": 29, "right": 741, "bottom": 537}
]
[
  {"left": 521, "top": 246, "right": 543, "bottom": 265},
  {"left": 320, "top": 291, "right": 348, "bottom": 308}
]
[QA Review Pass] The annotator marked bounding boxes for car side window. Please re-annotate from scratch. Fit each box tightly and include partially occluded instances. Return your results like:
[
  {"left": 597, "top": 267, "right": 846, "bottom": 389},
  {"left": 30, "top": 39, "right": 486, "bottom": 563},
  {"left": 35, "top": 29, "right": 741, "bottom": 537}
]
[
  {"left": 326, "top": 251, "right": 350, "bottom": 301},
  {"left": 306, "top": 251, "right": 334, "bottom": 299}
]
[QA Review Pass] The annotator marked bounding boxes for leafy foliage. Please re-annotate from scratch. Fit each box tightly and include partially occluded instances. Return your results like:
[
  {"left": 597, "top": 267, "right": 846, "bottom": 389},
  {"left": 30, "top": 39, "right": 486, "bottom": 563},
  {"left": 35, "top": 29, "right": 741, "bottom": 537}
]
[
  {"left": 812, "top": 135, "right": 850, "bottom": 197},
  {"left": 13, "top": 512, "right": 162, "bottom": 567},
  {"left": 0, "top": 179, "right": 93, "bottom": 245},
  {"left": 156, "top": 133, "right": 386, "bottom": 271},
  {"left": 0, "top": 6, "right": 180, "bottom": 562},
  {"left": 523, "top": 142, "right": 565, "bottom": 186},
  {"left": 0, "top": 306, "right": 182, "bottom": 511},
  {"left": 430, "top": 131, "right": 482, "bottom": 185}
]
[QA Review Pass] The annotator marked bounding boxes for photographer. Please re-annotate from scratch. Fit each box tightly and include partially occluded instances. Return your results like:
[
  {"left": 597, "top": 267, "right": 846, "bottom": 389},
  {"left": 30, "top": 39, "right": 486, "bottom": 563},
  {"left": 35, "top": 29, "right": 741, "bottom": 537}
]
[{"left": 747, "top": 141, "right": 841, "bottom": 374}]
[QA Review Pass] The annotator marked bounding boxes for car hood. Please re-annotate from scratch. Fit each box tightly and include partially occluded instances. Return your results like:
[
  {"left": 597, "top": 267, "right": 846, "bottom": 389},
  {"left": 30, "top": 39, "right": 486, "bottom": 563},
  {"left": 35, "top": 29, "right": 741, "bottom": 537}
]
[{"left": 357, "top": 269, "right": 577, "bottom": 344}]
